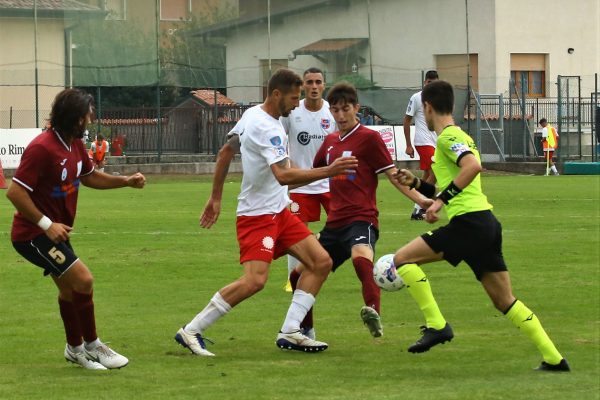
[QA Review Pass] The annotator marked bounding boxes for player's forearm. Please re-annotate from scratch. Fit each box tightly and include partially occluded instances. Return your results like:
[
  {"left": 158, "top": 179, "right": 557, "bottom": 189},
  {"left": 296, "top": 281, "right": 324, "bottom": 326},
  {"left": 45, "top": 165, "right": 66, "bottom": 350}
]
[
  {"left": 403, "top": 116, "right": 413, "bottom": 144},
  {"left": 210, "top": 144, "right": 236, "bottom": 199},
  {"left": 275, "top": 166, "right": 330, "bottom": 186},
  {"left": 81, "top": 170, "right": 128, "bottom": 189}
]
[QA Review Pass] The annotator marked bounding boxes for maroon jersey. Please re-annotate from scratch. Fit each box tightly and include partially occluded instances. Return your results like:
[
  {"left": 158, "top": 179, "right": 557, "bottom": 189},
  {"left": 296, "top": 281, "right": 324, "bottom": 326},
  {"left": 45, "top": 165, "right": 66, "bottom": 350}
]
[
  {"left": 313, "top": 123, "right": 394, "bottom": 229},
  {"left": 11, "top": 129, "right": 94, "bottom": 241}
]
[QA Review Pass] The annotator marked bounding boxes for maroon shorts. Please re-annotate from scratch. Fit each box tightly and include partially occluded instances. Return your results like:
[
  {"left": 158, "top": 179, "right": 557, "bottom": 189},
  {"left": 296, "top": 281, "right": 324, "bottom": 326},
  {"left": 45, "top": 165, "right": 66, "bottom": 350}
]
[
  {"left": 289, "top": 192, "right": 331, "bottom": 222},
  {"left": 236, "top": 208, "right": 312, "bottom": 264}
]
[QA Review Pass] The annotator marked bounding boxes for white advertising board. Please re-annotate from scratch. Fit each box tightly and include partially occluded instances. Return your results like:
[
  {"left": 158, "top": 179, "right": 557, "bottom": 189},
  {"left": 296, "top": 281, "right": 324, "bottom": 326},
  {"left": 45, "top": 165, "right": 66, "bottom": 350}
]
[{"left": 0, "top": 128, "right": 43, "bottom": 169}]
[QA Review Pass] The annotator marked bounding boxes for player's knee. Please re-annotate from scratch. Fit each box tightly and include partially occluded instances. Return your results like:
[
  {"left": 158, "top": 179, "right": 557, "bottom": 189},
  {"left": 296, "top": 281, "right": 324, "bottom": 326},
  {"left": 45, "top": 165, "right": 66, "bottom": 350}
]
[
  {"left": 313, "top": 254, "right": 333, "bottom": 276},
  {"left": 242, "top": 275, "right": 268, "bottom": 294}
]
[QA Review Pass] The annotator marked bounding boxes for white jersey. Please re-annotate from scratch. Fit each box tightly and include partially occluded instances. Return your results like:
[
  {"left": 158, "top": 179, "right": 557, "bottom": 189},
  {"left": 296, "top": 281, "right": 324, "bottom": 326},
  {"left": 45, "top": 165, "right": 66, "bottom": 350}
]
[
  {"left": 406, "top": 91, "right": 438, "bottom": 147},
  {"left": 236, "top": 105, "right": 290, "bottom": 216},
  {"left": 281, "top": 99, "right": 336, "bottom": 194}
]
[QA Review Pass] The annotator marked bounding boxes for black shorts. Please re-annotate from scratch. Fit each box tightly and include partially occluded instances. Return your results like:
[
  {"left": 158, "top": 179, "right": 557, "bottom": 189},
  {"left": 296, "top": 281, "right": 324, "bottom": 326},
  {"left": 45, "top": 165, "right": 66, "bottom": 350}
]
[
  {"left": 318, "top": 221, "right": 379, "bottom": 271},
  {"left": 421, "top": 210, "right": 507, "bottom": 280},
  {"left": 13, "top": 235, "right": 79, "bottom": 277}
]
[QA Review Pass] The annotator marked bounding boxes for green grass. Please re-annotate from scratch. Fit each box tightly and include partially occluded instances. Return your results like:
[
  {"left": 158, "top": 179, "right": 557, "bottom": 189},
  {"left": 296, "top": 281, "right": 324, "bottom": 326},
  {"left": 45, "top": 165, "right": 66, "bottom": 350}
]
[{"left": 0, "top": 174, "right": 598, "bottom": 400}]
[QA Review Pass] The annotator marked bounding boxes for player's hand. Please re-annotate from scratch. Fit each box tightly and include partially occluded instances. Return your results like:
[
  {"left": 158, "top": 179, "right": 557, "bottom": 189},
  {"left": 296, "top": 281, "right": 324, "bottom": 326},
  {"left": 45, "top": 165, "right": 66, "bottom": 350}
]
[
  {"left": 45, "top": 223, "right": 72, "bottom": 243},
  {"left": 419, "top": 197, "right": 435, "bottom": 210},
  {"left": 328, "top": 156, "right": 358, "bottom": 176},
  {"left": 127, "top": 173, "right": 146, "bottom": 188},
  {"left": 405, "top": 145, "right": 415, "bottom": 158},
  {"left": 425, "top": 199, "right": 444, "bottom": 223},
  {"left": 395, "top": 168, "right": 417, "bottom": 187},
  {"left": 200, "top": 197, "right": 221, "bottom": 229}
]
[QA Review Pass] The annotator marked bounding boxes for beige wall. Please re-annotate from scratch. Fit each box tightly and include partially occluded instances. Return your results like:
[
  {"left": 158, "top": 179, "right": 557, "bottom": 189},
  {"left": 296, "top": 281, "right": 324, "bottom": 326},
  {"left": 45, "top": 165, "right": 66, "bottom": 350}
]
[
  {"left": 494, "top": 0, "right": 599, "bottom": 97},
  {"left": 0, "top": 18, "right": 66, "bottom": 128}
]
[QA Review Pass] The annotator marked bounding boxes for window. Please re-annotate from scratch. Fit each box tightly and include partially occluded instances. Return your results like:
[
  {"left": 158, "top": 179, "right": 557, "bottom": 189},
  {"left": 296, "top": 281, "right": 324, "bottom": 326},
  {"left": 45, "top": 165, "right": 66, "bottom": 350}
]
[
  {"left": 510, "top": 71, "right": 545, "bottom": 97},
  {"left": 160, "top": 0, "right": 191, "bottom": 21},
  {"left": 104, "top": 0, "right": 126, "bottom": 20},
  {"left": 510, "top": 54, "right": 546, "bottom": 97}
]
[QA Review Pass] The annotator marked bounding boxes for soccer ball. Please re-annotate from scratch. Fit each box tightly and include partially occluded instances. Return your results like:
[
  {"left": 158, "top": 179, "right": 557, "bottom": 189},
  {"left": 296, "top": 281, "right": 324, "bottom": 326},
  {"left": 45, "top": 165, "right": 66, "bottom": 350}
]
[{"left": 373, "top": 254, "right": 405, "bottom": 291}]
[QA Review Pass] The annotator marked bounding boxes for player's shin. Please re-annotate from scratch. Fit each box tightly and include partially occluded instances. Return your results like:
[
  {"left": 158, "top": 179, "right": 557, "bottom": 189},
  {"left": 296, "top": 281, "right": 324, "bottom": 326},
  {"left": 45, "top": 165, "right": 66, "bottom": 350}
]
[
  {"left": 398, "top": 263, "right": 446, "bottom": 330},
  {"left": 505, "top": 300, "right": 563, "bottom": 365}
]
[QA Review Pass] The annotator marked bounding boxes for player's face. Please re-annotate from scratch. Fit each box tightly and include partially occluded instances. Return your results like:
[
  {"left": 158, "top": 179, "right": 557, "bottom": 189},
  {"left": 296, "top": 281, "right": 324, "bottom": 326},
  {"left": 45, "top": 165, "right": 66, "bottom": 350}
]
[
  {"left": 278, "top": 86, "right": 301, "bottom": 117},
  {"left": 423, "top": 102, "right": 435, "bottom": 131},
  {"left": 303, "top": 72, "right": 325, "bottom": 101},
  {"left": 424, "top": 78, "right": 437, "bottom": 86},
  {"left": 329, "top": 101, "right": 360, "bottom": 133}
]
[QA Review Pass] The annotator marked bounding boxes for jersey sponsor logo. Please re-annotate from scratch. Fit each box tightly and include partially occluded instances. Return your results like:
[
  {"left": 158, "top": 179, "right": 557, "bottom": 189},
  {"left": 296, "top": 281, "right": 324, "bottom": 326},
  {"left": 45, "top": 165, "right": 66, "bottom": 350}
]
[
  {"left": 321, "top": 118, "right": 331, "bottom": 129},
  {"left": 51, "top": 179, "right": 81, "bottom": 198},
  {"left": 270, "top": 136, "right": 282, "bottom": 146},
  {"left": 330, "top": 174, "right": 356, "bottom": 181},
  {"left": 298, "top": 131, "right": 325, "bottom": 145},
  {"left": 450, "top": 143, "right": 470, "bottom": 155}
]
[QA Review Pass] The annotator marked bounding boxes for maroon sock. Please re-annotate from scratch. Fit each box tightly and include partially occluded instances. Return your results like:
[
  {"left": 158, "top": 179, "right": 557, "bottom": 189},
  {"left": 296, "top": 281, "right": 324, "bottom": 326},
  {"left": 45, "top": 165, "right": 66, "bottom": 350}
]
[
  {"left": 290, "top": 269, "right": 314, "bottom": 330},
  {"left": 72, "top": 291, "right": 98, "bottom": 343},
  {"left": 58, "top": 297, "right": 83, "bottom": 346},
  {"left": 353, "top": 256, "right": 381, "bottom": 314}
]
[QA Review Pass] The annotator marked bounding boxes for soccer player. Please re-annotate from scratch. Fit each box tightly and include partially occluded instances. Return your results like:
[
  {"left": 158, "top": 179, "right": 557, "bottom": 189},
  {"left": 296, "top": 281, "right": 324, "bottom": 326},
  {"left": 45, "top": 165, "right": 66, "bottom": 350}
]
[
  {"left": 281, "top": 67, "right": 336, "bottom": 295},
  {"left": 6, "top": 88, "right": 146, "bottom": 370},
  {"left": 175, "top": 69, "right": 358, "bottom": 356},
  {"left": 539, "top": 118, "right": 560, "bottom": 176},
  {"left": 289, "top": 82, "right": 432, "bottom": 338},
  {"left": 390, "top": 80, "right": 569, "bottom": 371},
  {"left": 403, "top": 70, "right": 439, "bottom": 220}
]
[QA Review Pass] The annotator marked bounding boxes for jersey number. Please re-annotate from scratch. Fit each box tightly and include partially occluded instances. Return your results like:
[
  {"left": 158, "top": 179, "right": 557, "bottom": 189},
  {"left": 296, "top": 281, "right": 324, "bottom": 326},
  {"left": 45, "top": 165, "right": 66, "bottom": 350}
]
[{"left": 48, "top": 247, "right": 66, "bottom": 265}]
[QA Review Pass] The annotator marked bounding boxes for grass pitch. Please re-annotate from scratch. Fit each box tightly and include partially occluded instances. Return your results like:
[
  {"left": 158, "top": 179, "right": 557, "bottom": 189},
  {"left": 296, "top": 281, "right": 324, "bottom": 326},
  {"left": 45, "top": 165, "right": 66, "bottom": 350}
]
[{"left": 0, "top": 174, "right": 598, "bottom": 400}]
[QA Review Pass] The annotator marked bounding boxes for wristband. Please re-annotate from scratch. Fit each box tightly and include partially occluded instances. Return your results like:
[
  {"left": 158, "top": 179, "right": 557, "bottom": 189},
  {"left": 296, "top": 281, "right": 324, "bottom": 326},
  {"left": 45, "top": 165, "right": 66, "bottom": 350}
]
[
  {"left": 436, "top": 181, "right": 462, "bottom": 204},
  {"left": 416, "top": 180, "right": 436, "bottom": 199},
  {"left": 409, "top": 177, "right": 420, "bottom": 189},
  {"left": 37, "top": 215, "right": 53, "bottom": 231}
]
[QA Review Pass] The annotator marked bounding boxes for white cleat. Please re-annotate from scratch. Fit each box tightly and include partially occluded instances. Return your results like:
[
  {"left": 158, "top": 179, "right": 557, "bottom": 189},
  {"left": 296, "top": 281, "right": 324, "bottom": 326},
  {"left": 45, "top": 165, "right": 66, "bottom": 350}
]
[
  {"left": 276, "top": 331, "right": 328, "bottom": 353},
  {"left": 64, "top": 344, "right": 107, "bottom": 370},
  {"left": 84, "top": 343, "right": 129, "bottom": 369},
  {"left": 174, "top": 327, "right": 215, "bottom": 356}
]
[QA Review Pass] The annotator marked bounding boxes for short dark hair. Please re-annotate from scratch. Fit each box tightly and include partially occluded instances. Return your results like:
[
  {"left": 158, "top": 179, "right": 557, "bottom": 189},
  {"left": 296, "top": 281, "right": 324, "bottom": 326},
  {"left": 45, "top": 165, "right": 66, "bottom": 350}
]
[
  {"left": 97, "top": 133, "right": 104, "bottom": 141},
  {"left": 50, "top": 88, "right": 94, "bottom": 138},
  {"left": 267, "top": 68, "right": 303, "bottom": 96},
  {"left": 421, "top": 80, "right": 454, "bottom": 114},
  {"left": 425, "top": 70, "right": 439, "bottom": 80},
  {"left": 539, "top": 118, "right": 547, "bottom": 125},
  {"left": 303, "top": 67, "right": 324, "bottom": 78},
  {"left": 326, "top": 82, "right": 358, "bottom": 106}
]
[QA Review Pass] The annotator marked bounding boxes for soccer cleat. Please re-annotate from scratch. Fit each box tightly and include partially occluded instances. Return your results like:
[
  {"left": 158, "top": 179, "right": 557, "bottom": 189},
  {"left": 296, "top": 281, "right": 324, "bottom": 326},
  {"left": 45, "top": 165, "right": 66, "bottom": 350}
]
[
  {"left": 535, "top": 358, "right": 570, "bottom": 372},
  {"left": 360, "top": 306, "right": 383, "bottom": 337},
  {"left": 84, "top": 342, "right": 129, "bottom": 369},
  {"left": 408, "top": 323, "right": 454, "bottom": 353},
  {"left": 410, "top": 209, "right": 425, "bottom": 221},
  {"left": 301, "top": 327, "right": 316, "bottom": 340},
  {"left": 284, "top": 279, "right": 293, "bottom": 293},
  {"left": 174, "top": 326, "right": 215, "bottom": 356},
  {"left": 276, "top": 331, "right": 328, "bottom": 352},
  {"left": 64, "top": 344, "right": 107, "bottom": 370}
]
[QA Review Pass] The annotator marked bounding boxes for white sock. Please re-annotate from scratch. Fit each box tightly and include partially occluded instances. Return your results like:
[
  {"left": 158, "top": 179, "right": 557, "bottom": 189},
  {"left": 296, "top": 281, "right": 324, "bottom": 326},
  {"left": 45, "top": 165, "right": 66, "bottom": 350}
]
[
  {"left": 550, "top": 165, "right": 558, "bottom": 175},
  {"left": 281, "top": 289, "right": 315, "bottom": 333},
  {"left": 186, "top": 292, "right": 232, "bottom": 333},
  {"left": 287, "top": 255, "right": 299, "bottom": 277},
  {"left": 84, "top": 338, "right": 102, "bottom": 350},
  {"left": 69, "top": 344, "right": 85, "bottom": 353},
  {"left": 413, "top": 203, "right": 421, "bottom": 211}
]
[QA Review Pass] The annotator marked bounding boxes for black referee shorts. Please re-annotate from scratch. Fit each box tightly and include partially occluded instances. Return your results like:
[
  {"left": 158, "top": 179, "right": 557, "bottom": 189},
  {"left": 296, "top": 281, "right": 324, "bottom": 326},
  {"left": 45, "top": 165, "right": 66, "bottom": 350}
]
[{"left": 421, "top": 210, "right": 507, "bottom": 280}]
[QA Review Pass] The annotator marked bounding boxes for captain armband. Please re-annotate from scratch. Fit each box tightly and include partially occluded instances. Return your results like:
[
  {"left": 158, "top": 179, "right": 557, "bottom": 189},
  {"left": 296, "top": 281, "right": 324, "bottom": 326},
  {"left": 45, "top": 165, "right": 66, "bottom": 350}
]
[{"left": 436, "top": 181, "right": 462, "bottom": 204}]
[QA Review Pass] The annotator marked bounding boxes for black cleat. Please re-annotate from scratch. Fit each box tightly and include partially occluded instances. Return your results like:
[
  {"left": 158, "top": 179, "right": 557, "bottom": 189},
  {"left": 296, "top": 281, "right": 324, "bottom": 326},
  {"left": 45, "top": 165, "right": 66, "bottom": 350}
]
[
  {"left": 535, "top": 358, "right": 571, "bottom": 372},
  {"left": 410, "top": 209, "right": 425, "bottom": 221},
  {"left": 408, "top": 323, "right": 454, "bottom": 353}
]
